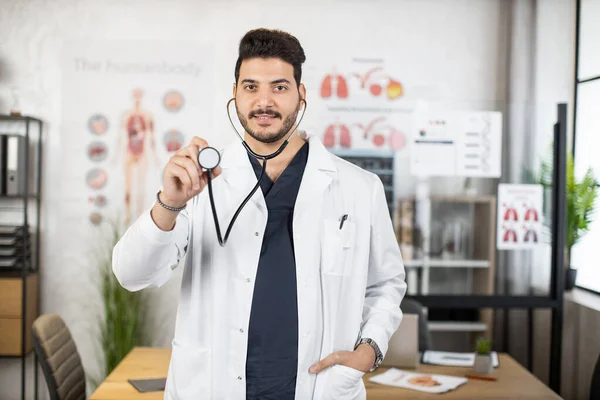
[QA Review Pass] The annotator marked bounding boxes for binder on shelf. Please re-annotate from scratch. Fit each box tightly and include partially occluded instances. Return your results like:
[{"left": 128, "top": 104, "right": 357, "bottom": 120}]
[{"left": 0, "top": 134, "right": 26, "bottom": 196}]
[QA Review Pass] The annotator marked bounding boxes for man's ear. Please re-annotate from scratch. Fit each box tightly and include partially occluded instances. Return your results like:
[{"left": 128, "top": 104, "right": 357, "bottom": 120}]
[
  {"left": 232, "top": 83, "right": 237, "bottom": 98},
  {"left": 299, "top": 83, "right": 307, "bottom": 103}
]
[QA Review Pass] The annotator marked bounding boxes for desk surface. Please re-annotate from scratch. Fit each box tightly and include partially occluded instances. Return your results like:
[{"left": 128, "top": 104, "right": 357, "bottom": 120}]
[{"left": 90, "top": 347, "right": 561, "bottom": 399}]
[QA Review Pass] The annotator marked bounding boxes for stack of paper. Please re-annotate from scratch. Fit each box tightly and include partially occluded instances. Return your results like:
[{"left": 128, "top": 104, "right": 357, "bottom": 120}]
[
  {"left": 369, "top": 368, "right": 468, "bottom": 394},
  {"left": 422, "top": 351, "right": 499, "bottom": 368}
]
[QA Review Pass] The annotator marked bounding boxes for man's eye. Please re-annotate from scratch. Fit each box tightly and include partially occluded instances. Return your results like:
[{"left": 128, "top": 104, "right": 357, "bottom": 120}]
[
  {"left": 275, "top": 85, "right": 287, "bottom": 91},
  {"left": 245, "top": 85, "right": 256, "bottom": 91}
]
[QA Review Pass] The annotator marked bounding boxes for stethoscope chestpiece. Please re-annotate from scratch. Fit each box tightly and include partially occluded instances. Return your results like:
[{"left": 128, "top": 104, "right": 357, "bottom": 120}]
[{"left": 198, "top": 147, "right": 221, "bottom": 170}]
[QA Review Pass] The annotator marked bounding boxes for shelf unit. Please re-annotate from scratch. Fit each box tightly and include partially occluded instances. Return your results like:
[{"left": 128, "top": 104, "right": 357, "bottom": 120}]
[
  {"left": 427, "top": 321, "right": 488, "bottom": 332},
  {"left": 395, "top": 195, "right": 497, "bottom": 343},
  {"left": 0, "top": 115, "right": 43, "bottom": 400},
  {"left": 404, "top": 259, "right": 490, "bottom": 268}
]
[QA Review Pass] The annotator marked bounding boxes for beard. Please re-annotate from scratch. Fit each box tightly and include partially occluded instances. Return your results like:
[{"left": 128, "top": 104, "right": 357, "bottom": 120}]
[{"left": 238, "top": 103, "right": 300, "bottom": 144}]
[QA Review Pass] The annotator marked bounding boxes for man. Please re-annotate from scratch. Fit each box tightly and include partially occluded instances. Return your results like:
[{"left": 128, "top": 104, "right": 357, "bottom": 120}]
[{"left": 112, "top": 28, "right": 406, "bottom": 400}]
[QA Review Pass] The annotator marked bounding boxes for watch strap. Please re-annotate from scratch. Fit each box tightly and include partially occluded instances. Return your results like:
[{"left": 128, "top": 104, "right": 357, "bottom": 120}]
[{"left": 355, "top": 337, "right": 383, "bottom": 371}]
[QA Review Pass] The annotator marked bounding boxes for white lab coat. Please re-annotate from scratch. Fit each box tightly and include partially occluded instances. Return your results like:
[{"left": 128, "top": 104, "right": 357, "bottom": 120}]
[{"left": 112, "top": 132, "right": 406, "bottom": 400}]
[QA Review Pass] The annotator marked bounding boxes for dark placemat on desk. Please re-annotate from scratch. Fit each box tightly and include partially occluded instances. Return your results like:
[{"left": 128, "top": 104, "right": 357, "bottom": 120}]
[{"left": 128, "top": 378, "right": 167, "bottom": 393}]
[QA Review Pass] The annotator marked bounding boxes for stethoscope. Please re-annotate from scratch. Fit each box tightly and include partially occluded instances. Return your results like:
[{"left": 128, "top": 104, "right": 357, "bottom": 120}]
[
  {"left": 197, "top": 97, "right": 307, "bottom": 246},
  {"left": 203, "top": 97, "right": 324, "bottom": 400}
]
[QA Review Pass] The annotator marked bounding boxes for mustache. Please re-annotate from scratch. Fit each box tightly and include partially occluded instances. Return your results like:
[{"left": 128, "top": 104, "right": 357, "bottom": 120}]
[{"left": 249, "top": 109, "right": 281, "bottom": 119}]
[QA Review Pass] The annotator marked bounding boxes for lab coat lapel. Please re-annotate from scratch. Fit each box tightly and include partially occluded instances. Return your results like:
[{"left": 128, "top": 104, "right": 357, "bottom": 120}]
[
  {"left": 220, "top": 140, "right": 267, "bottom": 218},
  {"left": 294, "top": 136, "right": 336, "bottom": 218}
]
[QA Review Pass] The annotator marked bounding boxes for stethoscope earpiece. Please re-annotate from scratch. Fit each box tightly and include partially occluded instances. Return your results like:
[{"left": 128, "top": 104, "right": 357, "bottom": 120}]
[
  {"left": 226, "top": 98, "right": 307, "bottom": 161},
  {"left": 198, "top": 147, "right": 221, "bottom": 170}
]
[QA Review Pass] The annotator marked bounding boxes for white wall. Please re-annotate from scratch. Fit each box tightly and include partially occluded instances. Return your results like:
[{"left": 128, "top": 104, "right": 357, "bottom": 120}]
[{"left": 0, "top": 0, "right": 574, "bottom": 398}]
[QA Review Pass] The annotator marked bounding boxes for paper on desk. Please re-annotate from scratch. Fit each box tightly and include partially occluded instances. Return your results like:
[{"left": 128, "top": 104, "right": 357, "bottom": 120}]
[
  {"left": 422, "top": 351, "right": 499, "bottom": 368},
  {"left": 369, "top": 368, "right": 468, "bottom": 394}
]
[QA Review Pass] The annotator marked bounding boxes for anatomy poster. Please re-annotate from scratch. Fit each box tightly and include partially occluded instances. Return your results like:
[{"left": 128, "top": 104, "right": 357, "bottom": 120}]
[
  {"left": 306, "top": 58, "right": 409, "bottom": 152},
  {"left": 410, "top": 107, "right": 503, "bottom": 178},
  {"left": 496, "top": 184, "right": 543, "bottom": 250},
  {"left": 60, "top": 40, "right": 214, "bottom": 233}
]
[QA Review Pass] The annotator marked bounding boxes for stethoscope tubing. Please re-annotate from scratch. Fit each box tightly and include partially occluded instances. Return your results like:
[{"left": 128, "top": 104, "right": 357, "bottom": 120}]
[{"left": 206, "top": 98, "right": 307, "bottom": 246}]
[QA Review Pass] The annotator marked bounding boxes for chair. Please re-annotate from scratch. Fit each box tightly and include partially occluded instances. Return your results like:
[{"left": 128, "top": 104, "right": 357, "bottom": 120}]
[
  {"left": 591, "top": 352, "right": 600, "bottom": 400},
  {"left": 400, "top": 298, "right": 432, "bottom": 352},
  {"left": 32, "top": 314, "right": 86, "bottom": 400}
]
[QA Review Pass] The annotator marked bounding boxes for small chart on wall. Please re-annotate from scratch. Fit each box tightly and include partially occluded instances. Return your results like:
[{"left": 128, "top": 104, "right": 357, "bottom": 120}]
[
  {"left": 409, "top": 107, "right": 503, "bottom": 178},
  {"left": 306, "top": 56, "right": 410, "bottom": 152},
  {"left": 496, "top": 184, "right": 543, "bottom": 250},
  {"left": 60, "top": 40, "right": 215, "bottom": 236}
]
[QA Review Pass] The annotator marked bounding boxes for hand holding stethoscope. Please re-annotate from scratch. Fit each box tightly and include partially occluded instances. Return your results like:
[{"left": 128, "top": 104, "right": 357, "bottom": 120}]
[
  {"left": 158, "top": 136, "right": 223, "bottom": 211},
  {"left": 157, "top": 97, "right": 306, "bottom": 246}
]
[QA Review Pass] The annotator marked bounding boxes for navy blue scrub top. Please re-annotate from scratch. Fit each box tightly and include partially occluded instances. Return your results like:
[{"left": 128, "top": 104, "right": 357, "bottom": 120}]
[{"left": 245, "top": 142, "right": 309, "bottom": 400}]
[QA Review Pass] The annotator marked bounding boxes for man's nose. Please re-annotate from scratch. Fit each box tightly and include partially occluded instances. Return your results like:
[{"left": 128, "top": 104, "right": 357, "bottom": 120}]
[{"left": 254, "top": 87, "right": 275, "bottom": 109}]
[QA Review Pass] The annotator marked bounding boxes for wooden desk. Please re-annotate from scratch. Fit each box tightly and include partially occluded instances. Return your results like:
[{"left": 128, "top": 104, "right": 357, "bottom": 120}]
[
  {"left": 91, "top": 347, "right": 170, "bottom": 400},
  {"left": 91, "top": 347, "right": 562, "bottom": 399},
  {"left": 365, "top": 355, "right": 562, "bottom": 399}
]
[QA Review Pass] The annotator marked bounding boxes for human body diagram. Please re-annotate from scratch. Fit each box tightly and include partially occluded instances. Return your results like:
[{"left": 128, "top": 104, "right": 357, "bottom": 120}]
[{"left": 115, "top": 89, "right": 160, "bottom": 226}]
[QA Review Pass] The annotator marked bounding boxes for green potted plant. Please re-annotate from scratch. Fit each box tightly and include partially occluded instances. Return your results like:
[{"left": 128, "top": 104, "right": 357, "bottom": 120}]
[
  {"left": 473, "top": 337, "right": 493, "bottom": 374},
  {"left": 90, "top": 219, "right": 150, "bottom": 390},
  {"left": 536, "top": 151, "right": 599, "bottom": 290}
]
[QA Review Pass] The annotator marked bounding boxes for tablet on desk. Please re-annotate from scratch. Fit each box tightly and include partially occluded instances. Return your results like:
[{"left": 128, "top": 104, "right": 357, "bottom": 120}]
[{"left": 128, "top": 378, "right": 167, "bottom": 392}]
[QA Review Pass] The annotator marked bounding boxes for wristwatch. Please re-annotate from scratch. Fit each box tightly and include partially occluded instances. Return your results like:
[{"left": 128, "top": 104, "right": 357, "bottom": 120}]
[{"left": 355, "top": 337, "right": 383, "bottom": 371}]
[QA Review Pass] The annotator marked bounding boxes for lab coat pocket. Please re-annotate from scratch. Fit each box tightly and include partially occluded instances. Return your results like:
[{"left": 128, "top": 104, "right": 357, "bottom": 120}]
[
  {"left": 168, "top": 341, "right": 211, "bottom": 400},
  {"left": 326, "top": 364, "right": 367, "bottom": 400},
  {"left": 321, "top": 219, "right": 356, "bottom": 276}
]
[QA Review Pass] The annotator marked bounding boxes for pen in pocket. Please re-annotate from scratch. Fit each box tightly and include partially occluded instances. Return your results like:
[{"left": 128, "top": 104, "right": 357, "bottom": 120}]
[{"left": 339, "top": 214, "right": 348, "bottom": 230}]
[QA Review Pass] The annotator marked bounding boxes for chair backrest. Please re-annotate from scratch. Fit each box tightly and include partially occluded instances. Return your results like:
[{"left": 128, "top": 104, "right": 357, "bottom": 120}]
[
  {"left": 400, "top": 298, "right": 432, "bottom": 352},
  {"left": 591, "top": 352, "right": 600, "bottom": 400},
  {"left": 32, "top": 314, "right": 86, "bottom": 400}
]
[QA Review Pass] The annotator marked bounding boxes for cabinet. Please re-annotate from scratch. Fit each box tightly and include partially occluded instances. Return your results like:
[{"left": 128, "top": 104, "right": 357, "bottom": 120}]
[
  {"left": 0, "top": 115, "right": 43, "bottom": 400},
  {"left": 0, "top": 272, "right": 38, "bottom": 355}
]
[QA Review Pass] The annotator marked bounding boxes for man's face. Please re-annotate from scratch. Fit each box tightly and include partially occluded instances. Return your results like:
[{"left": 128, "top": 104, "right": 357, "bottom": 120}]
[{"left": 234, "top": 58, "right": 306, "bottom": 144}]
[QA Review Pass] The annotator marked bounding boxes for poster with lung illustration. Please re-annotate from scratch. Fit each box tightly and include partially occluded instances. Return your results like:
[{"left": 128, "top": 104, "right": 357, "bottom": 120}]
[
  {"left": 496, "top": 184, "right": 543, "bottom": 250},
  {"left": 304, "top": 58, "right": 409, "bottom": 152},
  {"left": 60, "top": 40, "right": 214, "bottom": 233}
]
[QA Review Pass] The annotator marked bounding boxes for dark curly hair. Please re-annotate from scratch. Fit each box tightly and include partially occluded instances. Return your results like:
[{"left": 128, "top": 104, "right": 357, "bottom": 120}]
[{"left": 234, "top": 28, "right": 306, "bottom": 86}]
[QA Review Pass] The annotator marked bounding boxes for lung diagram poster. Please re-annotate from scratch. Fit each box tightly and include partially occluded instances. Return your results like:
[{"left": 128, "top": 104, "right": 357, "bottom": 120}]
[
  {"left": 306, "top": 57, "right": 409, "bottom": 153},
  {"left": 497, "top": 184, "right": 543, "bottom": 250}
]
